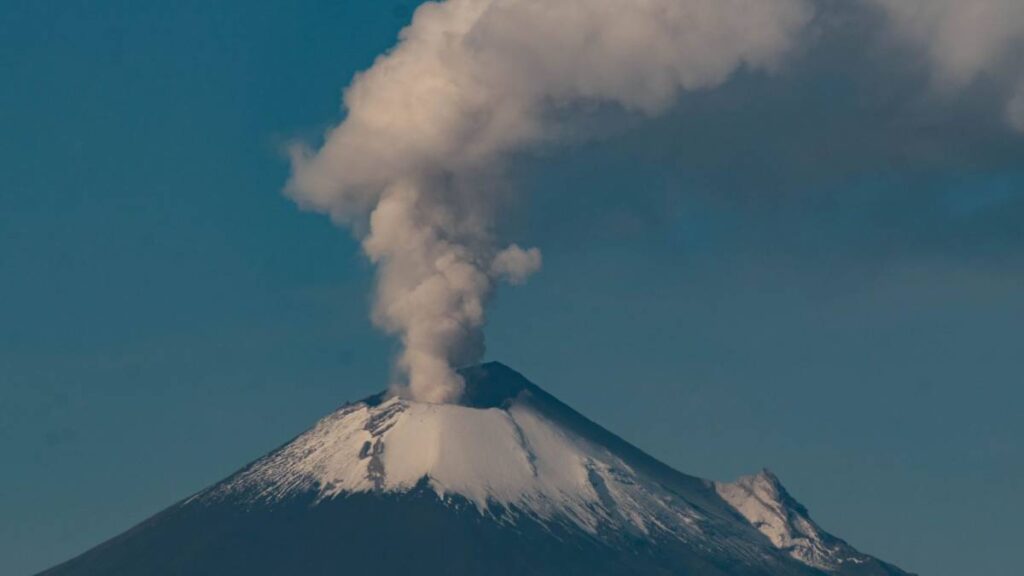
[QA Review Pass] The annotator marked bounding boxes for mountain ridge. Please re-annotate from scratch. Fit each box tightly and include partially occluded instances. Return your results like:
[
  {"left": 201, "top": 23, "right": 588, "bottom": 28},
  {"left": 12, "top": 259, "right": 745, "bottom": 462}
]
[{"left": 39, "top": 362, "right": 913, "bottom": 576}]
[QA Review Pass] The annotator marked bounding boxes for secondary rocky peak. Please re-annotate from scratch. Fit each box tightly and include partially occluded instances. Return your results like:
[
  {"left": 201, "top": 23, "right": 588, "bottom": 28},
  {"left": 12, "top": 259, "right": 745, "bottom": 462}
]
[{"left": 715, "top": 470, "right": 874, "bottom": 571}]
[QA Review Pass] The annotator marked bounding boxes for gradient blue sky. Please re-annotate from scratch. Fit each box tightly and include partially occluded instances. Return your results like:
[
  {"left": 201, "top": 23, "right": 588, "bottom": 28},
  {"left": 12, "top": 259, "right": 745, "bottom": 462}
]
[{"left": 2, "top": 2, "right": 1023, "bottom": 575}]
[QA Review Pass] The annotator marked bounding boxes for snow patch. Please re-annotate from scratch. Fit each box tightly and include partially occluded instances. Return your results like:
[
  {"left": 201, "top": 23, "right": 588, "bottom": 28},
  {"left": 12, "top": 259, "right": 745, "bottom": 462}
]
[
  {"left": 188, "top": 363, "right": 907, "bottom": 575},
  {"left": 715, "top": 470, "right": 867, "bottom": 571},
  {"left": 210, "top": 395, "right": 706, "bottom": 542}
]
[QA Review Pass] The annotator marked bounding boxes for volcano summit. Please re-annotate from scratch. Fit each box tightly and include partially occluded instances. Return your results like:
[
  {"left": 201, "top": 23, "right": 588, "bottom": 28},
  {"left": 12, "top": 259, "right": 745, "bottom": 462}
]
[{"left": 40, "top": 363, "right": 912, "bottom": 576}]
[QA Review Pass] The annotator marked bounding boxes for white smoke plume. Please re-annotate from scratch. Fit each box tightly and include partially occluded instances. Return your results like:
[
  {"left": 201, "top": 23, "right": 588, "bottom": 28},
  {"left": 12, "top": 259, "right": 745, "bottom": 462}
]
[
  {"left": 285, "top": 0, "right": 814, "bottom": 403},
  {"left": 1008, "top": 81, "right": 1024, "bottom": 131},
  {"left": 869, "top": 0, "right": 1024, "bottom": 131}
]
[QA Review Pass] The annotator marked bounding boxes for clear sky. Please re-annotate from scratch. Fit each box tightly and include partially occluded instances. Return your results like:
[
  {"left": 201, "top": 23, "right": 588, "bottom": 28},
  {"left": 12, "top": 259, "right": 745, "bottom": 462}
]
[{"left": 2, "top": 2, "right": 1022, "bottom": 575}]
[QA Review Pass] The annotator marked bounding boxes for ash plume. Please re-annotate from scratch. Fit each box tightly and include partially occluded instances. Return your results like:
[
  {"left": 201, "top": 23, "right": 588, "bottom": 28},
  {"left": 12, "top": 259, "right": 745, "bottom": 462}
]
[
  {"left": 286, "top": 0, "right": 813, "bottom": 402},
  {"left": 284, "top": 0, "right": 1024, "bottom": 403},
  {"left": 869, "top": 0, "right": 1024, "bottom": 131}
]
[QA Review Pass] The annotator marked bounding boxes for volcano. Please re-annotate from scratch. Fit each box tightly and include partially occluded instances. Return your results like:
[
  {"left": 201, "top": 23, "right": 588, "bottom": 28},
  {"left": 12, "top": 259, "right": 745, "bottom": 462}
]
[{"left": 40, "top": 362, "right": 912, "bottom": 576}]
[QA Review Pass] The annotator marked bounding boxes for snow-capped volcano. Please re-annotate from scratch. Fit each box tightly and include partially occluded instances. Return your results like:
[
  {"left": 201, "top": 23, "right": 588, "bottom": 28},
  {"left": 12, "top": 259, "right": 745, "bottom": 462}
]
[{"left": 40, "top": 363, "right": 912, "bottom": 576}]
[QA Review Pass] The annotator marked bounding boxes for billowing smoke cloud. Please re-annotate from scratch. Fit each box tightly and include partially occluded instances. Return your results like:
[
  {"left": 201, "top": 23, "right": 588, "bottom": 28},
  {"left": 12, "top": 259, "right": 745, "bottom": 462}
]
[
  {"left": 869, "top": 0, "right": 1024, "bottom": 131},
  {"left": 1009, "top": 81, "right": 1024, "bottom": 131},
  {"left": 286, "top": 0, "right": 814, "bottom": 403},
  {"left": 286, "top": 0, "right": 1024, "bottom": 403}
]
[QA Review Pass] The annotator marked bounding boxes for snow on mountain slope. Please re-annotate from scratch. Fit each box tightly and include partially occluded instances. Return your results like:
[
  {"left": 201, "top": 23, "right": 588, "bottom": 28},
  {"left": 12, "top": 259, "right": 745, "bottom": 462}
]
[
  {"left": 209, "top": 394, "right": 704, "bottom": 539},
  {"left": 43, "top": 362, "right": 912, "bottom": 576},
  {"left": 198, "top": 362, "right": 901, "bottom": 574},
  {"left": 716, "top": 470, "right": 873, "bottom": 570}
]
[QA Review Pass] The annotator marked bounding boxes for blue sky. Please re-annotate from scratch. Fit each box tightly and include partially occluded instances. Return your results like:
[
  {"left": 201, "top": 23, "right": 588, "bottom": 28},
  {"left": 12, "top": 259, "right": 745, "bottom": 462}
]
[{"left": 2, "top": 2, "right": 1023, "bottom": 575}]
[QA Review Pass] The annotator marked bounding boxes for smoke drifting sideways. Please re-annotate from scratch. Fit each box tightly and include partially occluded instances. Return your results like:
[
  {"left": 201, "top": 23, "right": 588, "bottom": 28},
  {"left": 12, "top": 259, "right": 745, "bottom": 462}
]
[{"left": 285, "top": 0, "right": 1024, "bottom": 404}]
